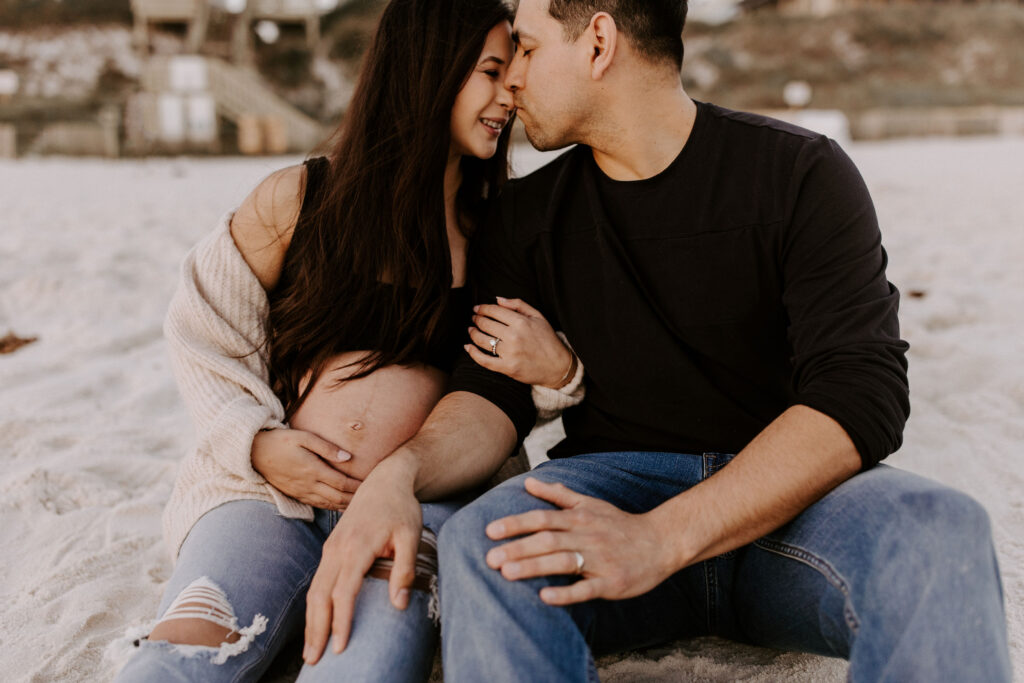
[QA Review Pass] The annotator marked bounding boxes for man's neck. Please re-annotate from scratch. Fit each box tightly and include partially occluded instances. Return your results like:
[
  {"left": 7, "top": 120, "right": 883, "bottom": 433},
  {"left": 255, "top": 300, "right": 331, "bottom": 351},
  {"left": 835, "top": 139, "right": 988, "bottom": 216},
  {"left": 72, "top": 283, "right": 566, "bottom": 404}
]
[{"left": 588, "top": 88, "right": 697, "bottom": 182}]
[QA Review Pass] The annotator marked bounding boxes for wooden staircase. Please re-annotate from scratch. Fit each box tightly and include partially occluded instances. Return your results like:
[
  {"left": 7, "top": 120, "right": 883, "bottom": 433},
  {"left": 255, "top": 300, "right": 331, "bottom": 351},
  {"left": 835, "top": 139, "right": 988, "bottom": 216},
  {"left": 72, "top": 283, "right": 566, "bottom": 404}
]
[
  {"left": 126, "top": 0, "right": 345, "bottom": 154},
  {"left": 131, "top": 0, "right": 211, "bottom": 53},
  {"left": 137, "top": 55, "right": 328, "bottom": 153}
]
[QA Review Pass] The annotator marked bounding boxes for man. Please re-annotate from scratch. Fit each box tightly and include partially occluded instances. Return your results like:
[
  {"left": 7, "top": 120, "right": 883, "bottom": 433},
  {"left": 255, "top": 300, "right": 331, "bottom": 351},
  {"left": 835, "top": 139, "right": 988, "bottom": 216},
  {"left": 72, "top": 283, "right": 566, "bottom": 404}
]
[{"left": 302, "top": 1, "right": 1012, "bottom": 680}]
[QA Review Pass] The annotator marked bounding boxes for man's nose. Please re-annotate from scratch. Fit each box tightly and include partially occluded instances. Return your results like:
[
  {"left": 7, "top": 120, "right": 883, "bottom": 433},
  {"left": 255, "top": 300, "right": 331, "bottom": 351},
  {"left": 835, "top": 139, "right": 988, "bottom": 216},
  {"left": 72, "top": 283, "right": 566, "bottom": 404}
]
[{"left": 504, "top": 56, "right": 522, "bottom": 92}]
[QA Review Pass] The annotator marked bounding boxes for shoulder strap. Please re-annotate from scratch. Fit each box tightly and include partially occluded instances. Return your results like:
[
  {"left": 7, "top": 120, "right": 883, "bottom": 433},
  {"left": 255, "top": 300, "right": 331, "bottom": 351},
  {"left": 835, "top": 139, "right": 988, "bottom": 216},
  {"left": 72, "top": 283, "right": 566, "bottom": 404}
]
[{"left": 299, "top": 156, "right": 329, "bottom": 217}]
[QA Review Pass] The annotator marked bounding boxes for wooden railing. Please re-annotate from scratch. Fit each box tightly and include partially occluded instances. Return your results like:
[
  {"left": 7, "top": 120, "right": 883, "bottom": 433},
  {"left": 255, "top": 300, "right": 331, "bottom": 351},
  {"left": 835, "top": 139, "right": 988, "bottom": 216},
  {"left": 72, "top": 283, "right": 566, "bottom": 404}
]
[
  {"left": 130, "top": 0, "right": 202, "bottom": 21},
  {"left": 142, "top": 56, "right": 327, "bottom": 151},
  {"left": 206, "top": 57, "right": 326, "bottom": 149},
  {"left": 133, "top": 0, "right": 337, "bottom": 21},
  {"left": 252, "top": 0, "right": 337, "bottom": 19}
]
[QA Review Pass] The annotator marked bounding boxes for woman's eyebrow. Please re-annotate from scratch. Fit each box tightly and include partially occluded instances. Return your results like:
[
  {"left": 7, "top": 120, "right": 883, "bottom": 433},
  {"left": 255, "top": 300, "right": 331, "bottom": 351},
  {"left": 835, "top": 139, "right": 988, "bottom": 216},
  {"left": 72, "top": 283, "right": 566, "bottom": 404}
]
[{"left": 479, "top": 55, "right": 506, "bottom": 66}]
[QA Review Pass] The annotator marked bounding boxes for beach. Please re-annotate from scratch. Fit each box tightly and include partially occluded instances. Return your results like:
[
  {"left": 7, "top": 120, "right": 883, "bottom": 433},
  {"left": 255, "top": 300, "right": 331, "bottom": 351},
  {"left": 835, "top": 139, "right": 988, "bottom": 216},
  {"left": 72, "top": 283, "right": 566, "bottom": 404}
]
[{"left": 1, "top": 137, "right": 1021, "bottom": 681}]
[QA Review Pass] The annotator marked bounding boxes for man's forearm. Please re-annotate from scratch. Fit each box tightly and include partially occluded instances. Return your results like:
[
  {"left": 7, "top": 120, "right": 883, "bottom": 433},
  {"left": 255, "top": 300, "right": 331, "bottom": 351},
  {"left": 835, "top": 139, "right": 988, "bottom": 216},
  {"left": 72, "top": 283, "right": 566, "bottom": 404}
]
[
  {"left": 651, "top": 405, "right": 862, "bottom": 569},
  {"left": 389, "top": 391, "right": 519, "bottom": 501}
]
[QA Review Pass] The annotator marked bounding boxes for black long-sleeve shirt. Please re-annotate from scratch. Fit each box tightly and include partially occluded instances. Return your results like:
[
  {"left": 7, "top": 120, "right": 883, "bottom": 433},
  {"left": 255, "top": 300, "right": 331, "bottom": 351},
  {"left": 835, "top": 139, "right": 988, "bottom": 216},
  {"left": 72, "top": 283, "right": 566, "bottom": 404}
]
[{"left": 449, "top": 102, "right": 910, "bottom": 469}]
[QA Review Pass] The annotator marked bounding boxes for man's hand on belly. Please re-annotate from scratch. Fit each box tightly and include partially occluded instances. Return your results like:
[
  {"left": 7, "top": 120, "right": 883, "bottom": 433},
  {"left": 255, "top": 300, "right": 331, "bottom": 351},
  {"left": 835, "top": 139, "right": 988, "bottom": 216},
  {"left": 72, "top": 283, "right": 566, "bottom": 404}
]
[
  {"left": 251, "top": 428, "right": 361, "bottom": 509},
  {"left": 484, "top": 477, "right": 678, "bottom": 606}
]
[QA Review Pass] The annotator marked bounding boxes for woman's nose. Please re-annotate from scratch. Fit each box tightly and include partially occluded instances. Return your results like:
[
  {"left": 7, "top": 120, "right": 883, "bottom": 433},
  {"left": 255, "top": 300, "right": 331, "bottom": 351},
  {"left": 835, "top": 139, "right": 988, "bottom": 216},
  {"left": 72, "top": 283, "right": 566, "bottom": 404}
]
[{"left": 496, "top": 81, "right": 514, "bottom": 110}]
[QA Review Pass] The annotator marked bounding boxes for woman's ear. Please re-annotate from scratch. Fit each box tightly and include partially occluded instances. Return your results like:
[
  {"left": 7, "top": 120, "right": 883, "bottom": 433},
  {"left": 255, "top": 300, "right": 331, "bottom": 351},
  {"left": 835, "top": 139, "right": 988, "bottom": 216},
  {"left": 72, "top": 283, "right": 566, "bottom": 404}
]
[{"left": 588, "top": 12, "right": 618, "bottom": 80}]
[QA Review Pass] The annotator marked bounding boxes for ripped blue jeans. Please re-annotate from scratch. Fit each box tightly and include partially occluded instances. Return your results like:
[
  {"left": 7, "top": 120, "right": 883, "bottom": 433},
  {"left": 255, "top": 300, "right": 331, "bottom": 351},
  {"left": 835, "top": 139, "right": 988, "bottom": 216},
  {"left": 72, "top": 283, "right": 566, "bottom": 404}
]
[{"left": 116, "top": 499, "right": 459, "bottom": 683}]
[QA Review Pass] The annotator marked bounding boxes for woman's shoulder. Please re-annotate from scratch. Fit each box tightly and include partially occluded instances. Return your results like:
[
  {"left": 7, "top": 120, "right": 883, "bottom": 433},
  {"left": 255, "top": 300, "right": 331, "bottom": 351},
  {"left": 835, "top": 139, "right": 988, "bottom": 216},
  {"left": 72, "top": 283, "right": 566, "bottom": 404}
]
[{"left": 229, "top": 162, "right": 312, "bottom": 290}]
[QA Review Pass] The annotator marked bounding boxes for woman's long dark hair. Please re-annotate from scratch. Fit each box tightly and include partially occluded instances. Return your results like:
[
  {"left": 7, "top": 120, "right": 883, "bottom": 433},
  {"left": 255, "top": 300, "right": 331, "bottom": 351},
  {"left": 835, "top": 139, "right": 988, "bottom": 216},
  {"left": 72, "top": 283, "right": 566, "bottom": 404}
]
[{"left": 268, "top": 0, "right": 515, "bottom": 418}]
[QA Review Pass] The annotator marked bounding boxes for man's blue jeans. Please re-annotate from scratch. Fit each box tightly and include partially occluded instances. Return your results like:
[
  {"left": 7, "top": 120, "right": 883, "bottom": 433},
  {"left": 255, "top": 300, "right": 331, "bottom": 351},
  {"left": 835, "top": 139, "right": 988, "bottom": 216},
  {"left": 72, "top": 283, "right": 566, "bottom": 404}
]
[{"left": 438, "top": 452, "right": 1012, "bottom": 682}]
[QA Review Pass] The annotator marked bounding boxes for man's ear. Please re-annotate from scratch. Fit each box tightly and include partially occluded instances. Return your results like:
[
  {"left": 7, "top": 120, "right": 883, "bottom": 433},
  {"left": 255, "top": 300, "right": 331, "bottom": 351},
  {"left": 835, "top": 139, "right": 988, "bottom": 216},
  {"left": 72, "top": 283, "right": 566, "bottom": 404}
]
[{"left": 587, "top": 12, "right": 617, "bottom": 80}]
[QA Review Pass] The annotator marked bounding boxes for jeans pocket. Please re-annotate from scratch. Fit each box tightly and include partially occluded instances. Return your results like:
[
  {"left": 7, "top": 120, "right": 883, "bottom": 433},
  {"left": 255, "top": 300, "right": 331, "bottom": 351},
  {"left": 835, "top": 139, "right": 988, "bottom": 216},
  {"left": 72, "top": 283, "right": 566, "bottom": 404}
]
[{"left": 701, "top": 452, "right": 736, "bottom": 479}]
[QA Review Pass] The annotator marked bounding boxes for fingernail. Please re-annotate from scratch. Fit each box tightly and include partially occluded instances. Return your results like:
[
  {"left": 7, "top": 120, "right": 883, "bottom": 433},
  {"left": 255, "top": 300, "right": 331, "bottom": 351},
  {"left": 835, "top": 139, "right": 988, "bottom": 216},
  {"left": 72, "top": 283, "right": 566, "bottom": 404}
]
[
  {"left": 487, "top": 548, "right": 506, "bottom": 566},
  {"left": 396, "top": 588, "right": 409, "bottom": 609},
  {"left": 473, "top": 305, "right": 480, "bottom": 312},
  {"left": 496, "top": 296, "right": 508, "bottom": 302},
  {"left": 486, "top": 522, "right": 505, "bottom": 537},
  {"left": 505, "top": 562, "right": 521, "bottom": 578},
  {"left": 332, "top": 635, "right": 343, "bottom": 654},
  {"left": 303, "top": 644, "right": 312, "bottom": 662},
  {"left": 336, "top": 450, "right": 351, "bottom": 462}
]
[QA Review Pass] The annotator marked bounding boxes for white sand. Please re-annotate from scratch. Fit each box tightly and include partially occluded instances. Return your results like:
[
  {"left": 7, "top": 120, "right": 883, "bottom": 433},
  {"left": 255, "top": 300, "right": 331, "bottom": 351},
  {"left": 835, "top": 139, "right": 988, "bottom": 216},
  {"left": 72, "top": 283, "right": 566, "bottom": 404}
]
[{"left": 0, "top": 138, "right": 1021, "bottom": 681}]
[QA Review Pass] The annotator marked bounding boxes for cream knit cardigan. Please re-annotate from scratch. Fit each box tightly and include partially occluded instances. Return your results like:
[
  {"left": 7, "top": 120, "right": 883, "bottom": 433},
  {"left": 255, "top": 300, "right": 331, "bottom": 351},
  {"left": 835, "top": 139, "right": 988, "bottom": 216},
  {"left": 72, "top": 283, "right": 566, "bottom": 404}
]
[{"left": 162, "top": 210, "right": 584, "bottom": 559}]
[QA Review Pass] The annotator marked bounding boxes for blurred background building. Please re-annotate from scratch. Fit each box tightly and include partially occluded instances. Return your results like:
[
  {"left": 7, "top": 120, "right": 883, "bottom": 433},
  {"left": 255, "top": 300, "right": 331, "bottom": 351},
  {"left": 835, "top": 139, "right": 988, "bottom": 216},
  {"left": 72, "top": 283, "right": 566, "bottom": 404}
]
[{"left": 0, "top": 0, "right": 1022, "bottom": 158}]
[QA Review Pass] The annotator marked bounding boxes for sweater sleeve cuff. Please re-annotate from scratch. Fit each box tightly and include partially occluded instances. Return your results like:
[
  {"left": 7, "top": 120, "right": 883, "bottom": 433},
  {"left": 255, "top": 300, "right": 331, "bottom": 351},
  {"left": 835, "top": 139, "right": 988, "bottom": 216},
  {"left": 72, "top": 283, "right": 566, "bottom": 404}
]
[
  {"left": 200, "top": 397, "right": 284, "bottom": 483},
  {"left": 532, "top": 333, "right": 585, "bottom": 420}
]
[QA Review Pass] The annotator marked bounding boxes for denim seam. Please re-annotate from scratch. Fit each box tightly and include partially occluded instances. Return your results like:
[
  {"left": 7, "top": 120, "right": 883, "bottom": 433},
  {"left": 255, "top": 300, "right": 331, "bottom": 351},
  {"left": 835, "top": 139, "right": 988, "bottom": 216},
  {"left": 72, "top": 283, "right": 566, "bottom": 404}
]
[
  {"left": 700, "top": 454, "right": 721, "bottom": 634},
  {"left": 704, "top": 559, "right": 719, "bottom": 635},
  {"left": 754, "top": 538, "right": 861, "bottom": 634}
]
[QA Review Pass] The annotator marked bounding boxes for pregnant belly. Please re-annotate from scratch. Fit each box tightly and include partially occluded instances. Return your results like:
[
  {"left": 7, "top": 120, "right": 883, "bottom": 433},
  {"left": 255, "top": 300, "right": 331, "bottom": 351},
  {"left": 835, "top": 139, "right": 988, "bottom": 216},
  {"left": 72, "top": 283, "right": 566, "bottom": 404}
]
[{"left": 288, "top": 352, "right": 447, "bottom": 481}]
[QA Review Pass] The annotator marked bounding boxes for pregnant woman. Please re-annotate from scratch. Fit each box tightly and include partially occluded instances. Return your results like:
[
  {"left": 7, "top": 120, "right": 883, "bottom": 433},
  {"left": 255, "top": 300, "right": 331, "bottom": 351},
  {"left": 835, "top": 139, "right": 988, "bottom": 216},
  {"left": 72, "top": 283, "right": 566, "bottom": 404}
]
[{"left": 115, "top": 1, "right": 584, "bottom": 681}]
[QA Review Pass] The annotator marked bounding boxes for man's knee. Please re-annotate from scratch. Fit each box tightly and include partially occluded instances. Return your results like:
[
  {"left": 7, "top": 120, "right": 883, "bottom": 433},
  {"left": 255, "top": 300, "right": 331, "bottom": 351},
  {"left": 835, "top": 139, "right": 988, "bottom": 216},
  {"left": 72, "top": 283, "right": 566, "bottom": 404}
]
[
  {"left": 437, "top": 500, "right": 497, "bottom": 569},
  {"left": 438, "top": 479, "right": 539, "bottom": 570},
  {"left": 868, "top": 483, "right": 1000, "bottom": 601},
  {"left": 894, "top": 485, "right": 993, "bottom": 552}
]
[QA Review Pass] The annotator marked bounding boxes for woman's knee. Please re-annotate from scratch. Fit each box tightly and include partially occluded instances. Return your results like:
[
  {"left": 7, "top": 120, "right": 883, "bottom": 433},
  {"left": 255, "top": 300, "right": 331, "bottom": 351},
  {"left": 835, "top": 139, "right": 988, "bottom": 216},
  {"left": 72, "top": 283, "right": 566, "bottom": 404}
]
[
  {"left": 145, "top": 577, "right": 269, "bottom": 662},
  {"left": 147, "top": 620, "right": 238, "bottom": 648}
]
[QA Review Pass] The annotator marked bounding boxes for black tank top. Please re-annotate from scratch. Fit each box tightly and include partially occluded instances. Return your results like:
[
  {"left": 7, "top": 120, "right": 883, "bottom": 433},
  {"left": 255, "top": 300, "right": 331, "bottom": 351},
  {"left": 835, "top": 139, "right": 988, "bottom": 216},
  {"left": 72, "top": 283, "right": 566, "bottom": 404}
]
[{"left": 268, "top": 156, "right": 471, "bottom": 373}]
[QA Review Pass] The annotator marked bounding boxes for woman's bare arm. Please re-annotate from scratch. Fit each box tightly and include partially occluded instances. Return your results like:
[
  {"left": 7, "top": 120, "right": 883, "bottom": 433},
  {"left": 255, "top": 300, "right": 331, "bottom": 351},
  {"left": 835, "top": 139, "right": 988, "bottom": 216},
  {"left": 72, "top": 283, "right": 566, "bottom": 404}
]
[
  {"left": 229, "top": 164, "right": 304, "bottom": 291},
  {"left": 223, "top": 164, "right": 367, "bottom": 506}
]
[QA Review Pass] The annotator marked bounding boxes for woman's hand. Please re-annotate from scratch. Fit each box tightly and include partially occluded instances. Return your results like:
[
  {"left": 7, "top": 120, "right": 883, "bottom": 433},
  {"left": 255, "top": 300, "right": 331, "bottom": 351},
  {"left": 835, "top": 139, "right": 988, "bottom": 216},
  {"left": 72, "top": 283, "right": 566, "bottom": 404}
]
[
  {"left": 251, "top": 428, "right": 362, "bottom": 509},
  {"left": 467, "top": 297, "right": 574, "bottom": 388}
]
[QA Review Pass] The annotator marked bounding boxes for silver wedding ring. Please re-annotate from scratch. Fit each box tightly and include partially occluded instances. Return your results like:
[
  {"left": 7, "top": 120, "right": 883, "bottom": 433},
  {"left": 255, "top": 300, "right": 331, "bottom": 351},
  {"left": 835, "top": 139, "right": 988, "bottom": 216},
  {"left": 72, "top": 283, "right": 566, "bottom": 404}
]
[
  {"left": 489, "top": 337, "right": 500, "bottom": 357},
  {"left": 572, "top": 551, "right": 585, "bottom": 575}
]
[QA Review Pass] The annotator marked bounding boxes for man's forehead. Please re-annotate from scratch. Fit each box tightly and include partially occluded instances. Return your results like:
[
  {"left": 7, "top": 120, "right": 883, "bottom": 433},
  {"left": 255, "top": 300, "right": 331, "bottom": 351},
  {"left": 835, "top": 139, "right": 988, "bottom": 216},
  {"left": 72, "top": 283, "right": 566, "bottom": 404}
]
[{"left": 513, "top": 0, "right": 551, "bottom": 36}]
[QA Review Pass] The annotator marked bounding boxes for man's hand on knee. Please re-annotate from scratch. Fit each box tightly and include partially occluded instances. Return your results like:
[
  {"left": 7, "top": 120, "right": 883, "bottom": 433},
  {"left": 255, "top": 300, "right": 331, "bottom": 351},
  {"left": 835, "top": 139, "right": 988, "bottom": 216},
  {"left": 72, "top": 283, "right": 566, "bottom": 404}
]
[
  {"left": 302, "top": 453, "right": 422, "bottom": 665},
  {"left": 483, "top": 477, "right": 678, "bottom": 606}
]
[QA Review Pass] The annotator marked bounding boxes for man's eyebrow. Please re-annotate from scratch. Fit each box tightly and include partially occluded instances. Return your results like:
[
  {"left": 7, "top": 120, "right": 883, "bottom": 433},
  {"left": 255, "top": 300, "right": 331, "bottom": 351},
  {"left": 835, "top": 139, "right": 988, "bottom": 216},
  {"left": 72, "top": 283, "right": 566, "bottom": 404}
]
[{"left": 511, "top": 29, "right": 537, "bottom": 45}]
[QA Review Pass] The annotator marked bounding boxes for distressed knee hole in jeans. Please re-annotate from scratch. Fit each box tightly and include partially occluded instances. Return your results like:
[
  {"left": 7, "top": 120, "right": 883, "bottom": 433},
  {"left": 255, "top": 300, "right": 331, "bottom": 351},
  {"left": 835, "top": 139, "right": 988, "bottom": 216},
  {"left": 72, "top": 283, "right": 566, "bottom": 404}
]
[
  {"left": 140, "top": 576, "right": 268, "bottom": 665},
  {"left": 365, "top": 527, "right": 441, "bottom": 622}
]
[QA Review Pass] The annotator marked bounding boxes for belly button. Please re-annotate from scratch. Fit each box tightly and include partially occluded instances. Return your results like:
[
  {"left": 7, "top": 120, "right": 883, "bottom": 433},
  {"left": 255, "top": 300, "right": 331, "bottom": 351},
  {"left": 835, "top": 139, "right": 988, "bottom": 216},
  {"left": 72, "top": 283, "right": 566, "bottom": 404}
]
[{"left": 349, "top": 421, "right": 363, "bottom": 431}]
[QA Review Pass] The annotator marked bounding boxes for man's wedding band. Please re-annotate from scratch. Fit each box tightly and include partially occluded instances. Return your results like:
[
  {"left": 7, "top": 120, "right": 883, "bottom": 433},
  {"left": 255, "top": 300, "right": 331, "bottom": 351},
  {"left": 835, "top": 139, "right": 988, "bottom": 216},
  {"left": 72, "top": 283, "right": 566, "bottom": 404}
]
[
  {"left": 489, "top": 337, "right": 500, "bottom": 357},
  {"left": 572, "top": 551, "right": 585, "bottom": 575}
]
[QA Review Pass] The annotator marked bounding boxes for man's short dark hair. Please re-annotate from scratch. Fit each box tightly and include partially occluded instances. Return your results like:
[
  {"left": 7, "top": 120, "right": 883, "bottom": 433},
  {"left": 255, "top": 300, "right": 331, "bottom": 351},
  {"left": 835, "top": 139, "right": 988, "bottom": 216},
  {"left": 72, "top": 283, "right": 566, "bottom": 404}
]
[{"left": 547, "top": 0, "right": 687, "bottom": 67}]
